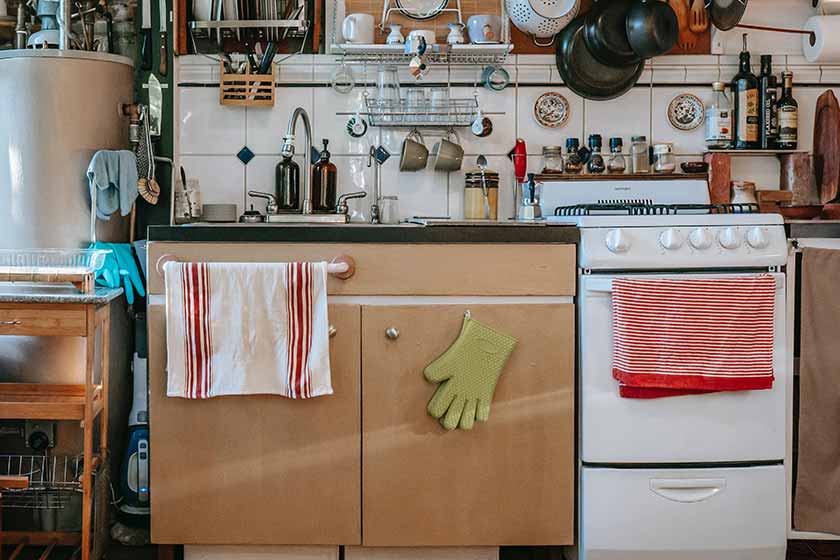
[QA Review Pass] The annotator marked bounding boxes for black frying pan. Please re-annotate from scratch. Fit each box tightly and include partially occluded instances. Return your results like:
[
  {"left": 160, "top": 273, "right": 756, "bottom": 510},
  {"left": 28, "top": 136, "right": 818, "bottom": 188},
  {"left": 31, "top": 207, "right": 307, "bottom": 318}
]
[
  {"left": 625, "top": 0, "right": 679, "bottom": 59},
  {"left": 555, "top": 16, "right": 645, "bottom": 101},
  {"left": 583, "top": 0, "right": 640, "bottom": 66},
  {"left": 707, "top": 0, "right": 748, "bottom": 31}
]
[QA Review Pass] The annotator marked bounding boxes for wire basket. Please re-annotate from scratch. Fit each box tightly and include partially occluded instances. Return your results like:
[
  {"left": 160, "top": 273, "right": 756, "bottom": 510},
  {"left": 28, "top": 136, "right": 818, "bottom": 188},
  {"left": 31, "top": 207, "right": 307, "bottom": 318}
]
[
  {"left": 0, "top": 455, "right": 83, "bottom": 510},
  {"left": 365, "top": 96, "right": 478, "bottom": 127}
]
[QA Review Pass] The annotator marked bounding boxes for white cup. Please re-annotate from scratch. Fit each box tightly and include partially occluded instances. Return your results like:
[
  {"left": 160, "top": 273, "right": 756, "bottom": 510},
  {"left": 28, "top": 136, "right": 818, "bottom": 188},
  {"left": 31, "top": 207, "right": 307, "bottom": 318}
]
[
  {"left": 342, "top": 14, "right": 375, "bottom": 44},
  {"left": 407, "top": 29, "right": 436, "bottom": 46}
]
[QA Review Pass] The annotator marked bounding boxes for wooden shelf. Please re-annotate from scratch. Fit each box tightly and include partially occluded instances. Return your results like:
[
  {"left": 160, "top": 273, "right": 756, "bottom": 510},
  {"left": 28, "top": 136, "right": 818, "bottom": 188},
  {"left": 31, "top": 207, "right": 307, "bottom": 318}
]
[
  {"left": 705, "top": 149, "right": 806, "bottom": 156},
  {"left": 0, "top": 383, "right": 103, "bottom": 420}
]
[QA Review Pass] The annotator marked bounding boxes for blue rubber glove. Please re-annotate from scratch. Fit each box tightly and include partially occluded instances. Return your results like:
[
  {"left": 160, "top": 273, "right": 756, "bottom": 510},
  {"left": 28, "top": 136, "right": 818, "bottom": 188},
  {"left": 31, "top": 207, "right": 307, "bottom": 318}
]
[{"left": 89, "top": 242, "right": 146, "bottom": 304}]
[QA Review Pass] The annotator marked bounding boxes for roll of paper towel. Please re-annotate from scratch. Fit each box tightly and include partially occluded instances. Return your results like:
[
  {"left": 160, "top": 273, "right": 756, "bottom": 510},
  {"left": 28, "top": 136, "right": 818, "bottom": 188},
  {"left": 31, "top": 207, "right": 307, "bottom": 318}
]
[
  {"left": 803, "top": 15, "right": 840, "bottom": 62},
  {"left": 818, "top": 0, "right": 840, "bottom": 14}
]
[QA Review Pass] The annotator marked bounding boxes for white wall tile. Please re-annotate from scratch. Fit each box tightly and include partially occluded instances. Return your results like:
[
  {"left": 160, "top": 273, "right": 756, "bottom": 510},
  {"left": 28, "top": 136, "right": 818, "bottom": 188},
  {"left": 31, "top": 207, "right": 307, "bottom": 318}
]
[
  {"left": 244, "top": 155, "right": 283, "bottom": 213},
  {"left": 516, "top": 65, "right": 552, "bottom": 84},
  {"left": 451, "top": 86, "right": 517, "bottom": 155},
  {"left": 517, "top": 86, "right": 583, "bottom": 154},
  {"left": 246, "top": 87, "right": 314, "bottom": 154},
  {"left": 312, "top": 88, "right": 377, "bottom": 155},
  {"left": 730, "top": 155, "right": 781, "bottom": 189},
  {"left": 583, "top": 88, "right": 651, "bottom": 149},
  {"left": 180, "top": 88, "right": 245, "bottom": 155},
  {"left": 651, "top": 86, "right": 709, "bottom": 155},
  {"left": 651, "top": 66, "right": 686, "bottom": 84},
  {"left": 180, "top": 156, "right": 245, "bottom": 217},
  {"left": 379, "top": 157, "right": 448, "bottom": 219}
]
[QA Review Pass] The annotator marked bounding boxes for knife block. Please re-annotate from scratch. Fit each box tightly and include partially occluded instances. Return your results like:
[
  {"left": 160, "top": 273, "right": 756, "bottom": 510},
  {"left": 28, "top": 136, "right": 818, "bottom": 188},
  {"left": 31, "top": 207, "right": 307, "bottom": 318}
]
[{"left": 219, "top": 62, "right": 275, "bottom": 107}]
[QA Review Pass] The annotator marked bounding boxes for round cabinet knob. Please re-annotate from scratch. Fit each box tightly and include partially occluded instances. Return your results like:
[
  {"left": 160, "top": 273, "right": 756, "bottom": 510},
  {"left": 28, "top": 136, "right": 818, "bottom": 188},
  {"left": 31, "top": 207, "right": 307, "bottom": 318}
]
[
  {"left": 746, "top": 227, "right": 770, "bottom": 249},
  {"left": 718, "top": 227, "right": 742, "bottom": 250},
  {"left": 659, "top": 228, "right": 683, "bottom": 251},
  {"left": 688, "top": 228, "right": 714, "bottom": 250},
  {"left": 605, "top": 229, "right": 631, "bottom": 253},
  {"left": 385, "top": 327, "right": 400, "bottom": 340},
  {"left": 328, "top": 325, "right": 337, "bottom": 338}
]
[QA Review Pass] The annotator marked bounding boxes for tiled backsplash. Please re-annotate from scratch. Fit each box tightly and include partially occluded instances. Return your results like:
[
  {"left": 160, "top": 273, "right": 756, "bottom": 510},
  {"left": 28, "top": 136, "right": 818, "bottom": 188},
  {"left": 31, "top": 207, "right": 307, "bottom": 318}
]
[{"left": 176, "top": 53, "right": 840, "bottom": 222}]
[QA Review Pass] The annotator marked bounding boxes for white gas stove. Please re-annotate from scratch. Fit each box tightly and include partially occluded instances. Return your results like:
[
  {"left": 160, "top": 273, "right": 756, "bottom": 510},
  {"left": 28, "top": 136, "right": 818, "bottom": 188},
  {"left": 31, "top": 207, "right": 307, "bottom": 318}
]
[{"left": 539, "top": 176, "right": 788, "bottom": 560}]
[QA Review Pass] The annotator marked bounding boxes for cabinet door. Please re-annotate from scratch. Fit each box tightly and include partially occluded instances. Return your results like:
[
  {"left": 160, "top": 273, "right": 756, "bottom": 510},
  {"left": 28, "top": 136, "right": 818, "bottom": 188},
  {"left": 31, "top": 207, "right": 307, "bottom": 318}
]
[
  {"left": 148, "top": 304, "right": 362, "bottom": 545},
  {"left": 361, "top": 304, "right": 574, "bottom": 546}
]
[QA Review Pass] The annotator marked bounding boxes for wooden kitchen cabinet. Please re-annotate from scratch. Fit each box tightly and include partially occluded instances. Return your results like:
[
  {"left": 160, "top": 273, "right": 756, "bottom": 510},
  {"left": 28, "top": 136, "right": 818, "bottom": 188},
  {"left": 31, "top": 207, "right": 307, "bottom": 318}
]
[
  {"left": 360, "top": 304, "right": 575, "bottom": 546},
  {"left": 148, "top": 304, "right": 362, "bottom": 545}
]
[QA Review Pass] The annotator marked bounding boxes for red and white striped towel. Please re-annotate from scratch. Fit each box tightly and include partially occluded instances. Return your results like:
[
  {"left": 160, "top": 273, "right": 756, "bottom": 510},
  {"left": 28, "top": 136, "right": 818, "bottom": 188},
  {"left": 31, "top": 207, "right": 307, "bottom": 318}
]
[
  {"left": 163, "top": 261, "right": 332, "bottom": 399},
  {"left": 612, "top": 275, "right": 776, "bottom": 399}
]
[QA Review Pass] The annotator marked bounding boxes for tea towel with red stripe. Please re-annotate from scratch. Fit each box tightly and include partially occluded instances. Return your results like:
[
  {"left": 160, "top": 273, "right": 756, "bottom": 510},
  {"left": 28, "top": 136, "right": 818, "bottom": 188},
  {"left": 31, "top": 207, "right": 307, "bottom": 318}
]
[
  {"left": 612, "top": 275, "right": 776, "bottom": 399},
  {"left": 163, "top": 261, "right": 332, "bottom": 399}
]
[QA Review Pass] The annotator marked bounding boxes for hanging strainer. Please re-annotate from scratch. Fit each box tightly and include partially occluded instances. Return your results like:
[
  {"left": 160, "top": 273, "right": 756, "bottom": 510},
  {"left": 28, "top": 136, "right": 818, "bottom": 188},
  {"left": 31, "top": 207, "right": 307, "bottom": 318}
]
[{"left": 505, "top": 0, "right": 578, "bottom": 46}]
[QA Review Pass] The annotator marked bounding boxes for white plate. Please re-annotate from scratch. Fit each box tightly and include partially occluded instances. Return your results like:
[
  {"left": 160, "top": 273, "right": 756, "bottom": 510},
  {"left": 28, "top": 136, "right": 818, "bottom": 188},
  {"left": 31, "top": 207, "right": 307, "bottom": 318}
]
[{"left": 394, "top": 0, "right": 448, "bottom": 20}]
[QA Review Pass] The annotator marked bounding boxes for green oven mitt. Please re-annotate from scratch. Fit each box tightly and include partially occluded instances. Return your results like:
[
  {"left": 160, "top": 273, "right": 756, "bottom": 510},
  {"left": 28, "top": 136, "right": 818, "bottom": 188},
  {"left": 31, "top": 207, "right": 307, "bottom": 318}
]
[{"left": 424, "top": 312, "right": 517, "bottom": 430}]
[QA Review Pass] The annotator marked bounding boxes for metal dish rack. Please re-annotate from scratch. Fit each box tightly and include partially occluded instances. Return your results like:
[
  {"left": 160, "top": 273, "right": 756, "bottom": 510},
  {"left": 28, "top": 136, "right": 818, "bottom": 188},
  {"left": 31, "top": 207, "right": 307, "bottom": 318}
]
[
  {"left": 0, "top": 455, "right": 83, "bottom": 510},
  {"left": 365, "top": 96, "right": 478, "bottom": 127}
]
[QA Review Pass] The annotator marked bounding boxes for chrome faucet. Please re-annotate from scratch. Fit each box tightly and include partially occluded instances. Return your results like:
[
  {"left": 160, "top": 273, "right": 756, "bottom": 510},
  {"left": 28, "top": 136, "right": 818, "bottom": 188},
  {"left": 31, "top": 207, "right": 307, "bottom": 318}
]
[{"left": 281, "top": 107, "right": 313, "bottom": 214}]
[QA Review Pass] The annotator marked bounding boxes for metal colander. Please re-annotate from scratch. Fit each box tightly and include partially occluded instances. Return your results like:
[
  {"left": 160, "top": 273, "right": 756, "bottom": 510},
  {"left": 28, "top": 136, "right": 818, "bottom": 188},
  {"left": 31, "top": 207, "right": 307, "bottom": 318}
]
[{"left": 505, "top": 0, "right": 578, "bottom": 43}]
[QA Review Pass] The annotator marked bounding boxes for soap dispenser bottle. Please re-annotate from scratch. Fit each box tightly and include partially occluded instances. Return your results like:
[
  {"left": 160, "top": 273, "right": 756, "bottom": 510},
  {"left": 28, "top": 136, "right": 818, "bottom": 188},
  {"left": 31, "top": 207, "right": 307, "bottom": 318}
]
[
  {"left": 311, "top": 139, "right": 337, "bottom": 213},
  {"left": 275, "top": 154, "right": 301, "bottom": 212}
]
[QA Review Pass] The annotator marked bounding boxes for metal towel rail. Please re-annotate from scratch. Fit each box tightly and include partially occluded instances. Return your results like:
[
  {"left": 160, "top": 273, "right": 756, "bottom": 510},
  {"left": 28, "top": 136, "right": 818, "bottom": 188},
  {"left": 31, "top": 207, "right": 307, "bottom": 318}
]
[{"left": 155, "top": 255, "right": 356, "bottom": 280}]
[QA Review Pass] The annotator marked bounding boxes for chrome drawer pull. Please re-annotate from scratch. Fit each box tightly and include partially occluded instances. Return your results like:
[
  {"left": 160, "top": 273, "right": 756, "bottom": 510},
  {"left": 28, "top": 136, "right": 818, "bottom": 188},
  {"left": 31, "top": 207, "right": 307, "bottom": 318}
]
[
  {"left": 385, "top": 327, "right": 400, "bottom": 340},
  {"left": 0, "top": 320, "right": 21, "bottom": 326}
]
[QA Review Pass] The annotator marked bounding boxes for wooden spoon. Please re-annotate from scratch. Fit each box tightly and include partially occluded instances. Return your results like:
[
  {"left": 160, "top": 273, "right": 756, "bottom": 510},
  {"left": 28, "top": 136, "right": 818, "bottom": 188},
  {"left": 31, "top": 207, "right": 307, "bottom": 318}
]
[
  {"left": 667, "top": 0, "right": 697, "bottom": 50},
  {"left": 689, "top": 0, "right": 709, "bottom": 33}
]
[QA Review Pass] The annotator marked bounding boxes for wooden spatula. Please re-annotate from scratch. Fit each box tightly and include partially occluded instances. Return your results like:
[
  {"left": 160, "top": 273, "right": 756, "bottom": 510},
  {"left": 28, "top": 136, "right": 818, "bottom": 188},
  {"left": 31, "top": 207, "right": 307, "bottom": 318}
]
[{"left": 689, "top": 0, "right": 709, "bottom": 33}]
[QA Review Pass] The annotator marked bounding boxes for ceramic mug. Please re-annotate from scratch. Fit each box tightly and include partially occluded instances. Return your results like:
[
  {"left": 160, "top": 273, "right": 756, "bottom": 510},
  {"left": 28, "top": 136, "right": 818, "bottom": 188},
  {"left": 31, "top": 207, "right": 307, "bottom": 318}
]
[
  {"left": 432, "top": 130, "right": 464, "bottom": 172},
  {"left": 399, "top": 130, "right": 429, "bottom": 172},
  {"left": 407, "top": 29, "right": 436, "bottom": 47},
  {"left": 342, "top": 13, "right": 375, "bottom": 44},
  {"left": 467, "top": 14, "right": 502, "bottom": 44}
]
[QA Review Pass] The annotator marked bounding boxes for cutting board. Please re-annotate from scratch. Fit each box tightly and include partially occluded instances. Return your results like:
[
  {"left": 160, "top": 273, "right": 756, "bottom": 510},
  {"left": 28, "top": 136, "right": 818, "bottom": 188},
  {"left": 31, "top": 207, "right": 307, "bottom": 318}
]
[{"left": 813, "top": 90, "right": 840, "bottom": 204}]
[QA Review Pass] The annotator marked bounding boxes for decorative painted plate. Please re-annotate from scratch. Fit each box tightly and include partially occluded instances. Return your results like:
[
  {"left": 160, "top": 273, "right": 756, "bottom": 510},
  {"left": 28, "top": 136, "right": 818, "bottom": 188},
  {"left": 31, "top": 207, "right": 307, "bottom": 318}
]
[
  {"left": 668, "top": 93, "right": 705, "bottom": 131},
  {"left": 533, "top": 92, "right": 570, "bottom": 129}
]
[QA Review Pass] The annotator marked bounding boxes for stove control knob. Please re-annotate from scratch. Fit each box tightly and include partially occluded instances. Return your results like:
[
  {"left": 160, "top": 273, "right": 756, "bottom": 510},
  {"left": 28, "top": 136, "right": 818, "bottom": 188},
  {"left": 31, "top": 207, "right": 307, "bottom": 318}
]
[
  {"left": 605, "top": 229, "right": 631, "bottom": 253},
  {"left": 659, "top": 228, "right": 683, "bottom": 250},
  {"left": 689, "top": 228, "right": 714, "bottom": 250},
  {"left": 746, "top": 227, "right": 770, "bottom": 249},
  {"left": 718, "top": 227, "right": 742, "bottom": 250}
]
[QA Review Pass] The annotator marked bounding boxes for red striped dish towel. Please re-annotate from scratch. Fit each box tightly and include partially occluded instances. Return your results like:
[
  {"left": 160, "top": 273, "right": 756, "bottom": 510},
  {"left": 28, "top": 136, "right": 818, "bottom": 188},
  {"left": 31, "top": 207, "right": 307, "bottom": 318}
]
[
  {"left": 163, "top": 261, "right": 332, "bottom": 399},
  {"left": 612, "top": 275, "right": 776, "bottom": 399}
]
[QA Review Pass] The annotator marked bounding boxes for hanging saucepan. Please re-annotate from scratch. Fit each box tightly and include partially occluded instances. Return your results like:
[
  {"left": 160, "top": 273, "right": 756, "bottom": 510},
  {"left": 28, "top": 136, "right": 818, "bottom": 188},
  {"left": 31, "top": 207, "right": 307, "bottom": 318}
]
[
  {"left": 555, "top": 15, "right": 645, "bottom": 101},
  {"left": 506, "top": 0, "right": 579, "bottom": 47},
  {"left": 706, "top": 0, "right": 748, "bottom": 31},
  {"left": 583, "top": 0, "right": 640, "bottom": 66},
  {"left": 625, "top": 0, "right": 679, "bottom": 59}
]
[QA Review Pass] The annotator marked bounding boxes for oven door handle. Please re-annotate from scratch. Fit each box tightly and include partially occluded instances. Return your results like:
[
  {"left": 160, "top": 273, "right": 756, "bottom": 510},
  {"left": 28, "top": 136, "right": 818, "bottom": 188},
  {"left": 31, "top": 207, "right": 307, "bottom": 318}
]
[
  {"left": 584, "top": 275, "right": 784, "bottom": 295},
  {"left": 649, "top": 478, "right": 727, "bottom": 503}
]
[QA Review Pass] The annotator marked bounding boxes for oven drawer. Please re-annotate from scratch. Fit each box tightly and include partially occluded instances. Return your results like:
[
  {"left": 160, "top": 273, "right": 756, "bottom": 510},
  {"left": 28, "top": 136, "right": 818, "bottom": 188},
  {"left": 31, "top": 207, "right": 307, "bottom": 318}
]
[
  {"left": 580, "top": 272, "right": 787, "bottom": 464},
  {"left": 581, "top": 465, "right": 786, "bottom": 560}
]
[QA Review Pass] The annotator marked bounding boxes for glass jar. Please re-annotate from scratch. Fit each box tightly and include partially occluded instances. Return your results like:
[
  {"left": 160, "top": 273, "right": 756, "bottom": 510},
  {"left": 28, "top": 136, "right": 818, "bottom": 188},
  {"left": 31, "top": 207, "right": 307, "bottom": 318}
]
[
  {"left": 587, "top": 134, "right": 606, "bottom": 174},
  {"left": 380, "top": 195, "right": 400, "bottom": 224},
  {"left": 541, "top": 146, "right": 564, "bottom": 174},
  {"left": 564, "top": 138, "right": 583, "bottom": 175},
  {"left": 464, "top": 181, "right": 499, "bottom": 220},
  {"left": 607, "top": 137, "right": 626, "bottom": 174},
  {"left": 705, "top": 81, "right": 733, "bottom": 149},
  {"left": 630, "top": 135, "right": 649, "bottom": 174},
  {"left": 652, "top": 143, "right": 676, "bottom": 173}
]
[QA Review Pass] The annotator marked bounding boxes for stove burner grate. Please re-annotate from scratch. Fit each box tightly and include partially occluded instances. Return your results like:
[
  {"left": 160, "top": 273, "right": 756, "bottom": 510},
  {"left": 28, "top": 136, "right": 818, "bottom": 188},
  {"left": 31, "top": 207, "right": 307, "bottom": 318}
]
[{"left": 554, "top": 203, "right": 760, "bottom": 216}]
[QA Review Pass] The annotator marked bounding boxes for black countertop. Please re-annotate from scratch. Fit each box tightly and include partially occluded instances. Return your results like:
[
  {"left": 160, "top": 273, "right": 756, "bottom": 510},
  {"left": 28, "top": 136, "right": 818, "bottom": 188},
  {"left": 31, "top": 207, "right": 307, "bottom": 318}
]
[
  {"left": 786, "top": 220, "right": 840, "bottom": 239},
  {"left": 147, "top": 223, "right": 580, "bottom": 244}
]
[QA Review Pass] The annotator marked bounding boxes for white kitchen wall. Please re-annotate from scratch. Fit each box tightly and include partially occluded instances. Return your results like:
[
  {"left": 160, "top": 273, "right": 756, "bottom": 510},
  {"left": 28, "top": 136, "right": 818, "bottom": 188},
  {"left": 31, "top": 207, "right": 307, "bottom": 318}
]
[{"left": 175, "top": 53, "right": 840, "bottom": 222}]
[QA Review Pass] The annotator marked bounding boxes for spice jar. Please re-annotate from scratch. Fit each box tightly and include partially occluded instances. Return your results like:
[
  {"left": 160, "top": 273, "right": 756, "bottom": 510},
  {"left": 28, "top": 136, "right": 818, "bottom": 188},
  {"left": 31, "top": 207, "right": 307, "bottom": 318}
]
[
  {"left": 587, "top": 134, "right": 606, "bottom": 174},
  {"left": 630, "top": 135, "right": 649, "bottom": 174},
  {"left": 541, "top": 146, "right": 564, "bottom": 174},
  {"left": 564, "top": 138, "right": 583, "bottom": 175},
  {"left": 652, "top": 143, "right": 676, "bottom": 173},
  {"left": 607, "top": 137, "right": 626, "bottom": 174}
]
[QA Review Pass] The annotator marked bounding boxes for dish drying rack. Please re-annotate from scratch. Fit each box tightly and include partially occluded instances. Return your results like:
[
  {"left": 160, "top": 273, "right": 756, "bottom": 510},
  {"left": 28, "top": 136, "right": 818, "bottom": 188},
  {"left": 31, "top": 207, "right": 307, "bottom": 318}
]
[
  {"left": 0, "top": 455, "right": 82, "bottom": 510},
  {"left": 364, "top": 96, "right": 479, "bottom": 127},
  {"left": 330, "top": 0, "right": 512, "bottom": 65},
  {"left": 0, "top": 249, "right": 109, "bottom": 294}
]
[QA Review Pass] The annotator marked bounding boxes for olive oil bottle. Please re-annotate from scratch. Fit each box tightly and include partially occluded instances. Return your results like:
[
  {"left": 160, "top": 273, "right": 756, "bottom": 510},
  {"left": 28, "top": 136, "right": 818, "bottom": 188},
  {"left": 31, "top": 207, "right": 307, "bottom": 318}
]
[
  {"left": 776, "top": 71, "right": 798, "bottom": 150},
  {"left": 731, "top": 34, "right": 759, "bottom": 149}
]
